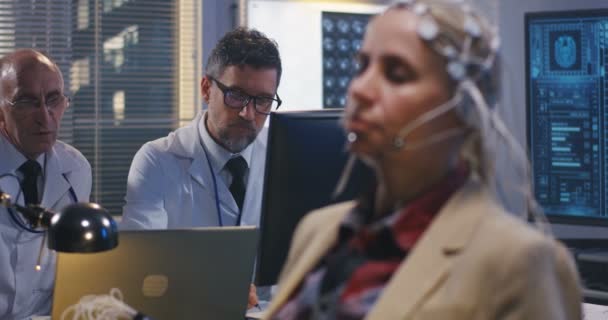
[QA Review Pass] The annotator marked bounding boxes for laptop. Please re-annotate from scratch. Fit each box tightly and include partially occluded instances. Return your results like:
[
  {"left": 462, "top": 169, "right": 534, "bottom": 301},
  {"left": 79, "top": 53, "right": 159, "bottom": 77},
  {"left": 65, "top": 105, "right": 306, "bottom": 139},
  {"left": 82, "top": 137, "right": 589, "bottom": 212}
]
[{"left": 51, "top": 227, "right": 258, "bottom": 320}]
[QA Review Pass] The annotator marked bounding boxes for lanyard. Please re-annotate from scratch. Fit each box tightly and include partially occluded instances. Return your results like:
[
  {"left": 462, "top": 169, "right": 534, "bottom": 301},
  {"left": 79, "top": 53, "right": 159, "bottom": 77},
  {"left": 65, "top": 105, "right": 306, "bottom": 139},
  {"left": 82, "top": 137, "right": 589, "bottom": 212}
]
[{"left": 199, "top": 133, "right": 243, "bottom": 227}]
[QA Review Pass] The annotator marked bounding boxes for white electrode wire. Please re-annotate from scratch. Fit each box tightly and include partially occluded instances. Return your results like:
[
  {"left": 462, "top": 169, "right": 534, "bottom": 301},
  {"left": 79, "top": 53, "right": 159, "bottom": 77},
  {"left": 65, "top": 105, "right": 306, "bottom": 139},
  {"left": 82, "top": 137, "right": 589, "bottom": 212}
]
[
  {"left": 393, "top": 92, "right": 463, "bottom": 148},
  {"left": 332, "top": 153, "right": 358, "bottom": 200},
  {"left": 460, "top": 32, "right": 473, "bottom": 63},
  {"left": 333, "top": 92, "right": 466, "bottom": 200},
  {"left": 403, "top": 127, "right": 466, "bottom": 150},
  {"left": 461, "top": 80, "right": 551, "bottom": 234},
  {"left": 61, "top": 288, "right": 137, "bottom": 320},
  {"left": 493, "top": 52, "right": 542, "bottom": 216}
]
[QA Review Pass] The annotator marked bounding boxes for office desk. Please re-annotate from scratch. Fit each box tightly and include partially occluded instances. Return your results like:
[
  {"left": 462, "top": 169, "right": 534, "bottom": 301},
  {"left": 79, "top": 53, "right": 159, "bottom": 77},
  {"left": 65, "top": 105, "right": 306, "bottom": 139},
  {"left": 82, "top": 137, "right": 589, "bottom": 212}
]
[{"left": 584, "top": 303, "right": 608, "bottom": 319}]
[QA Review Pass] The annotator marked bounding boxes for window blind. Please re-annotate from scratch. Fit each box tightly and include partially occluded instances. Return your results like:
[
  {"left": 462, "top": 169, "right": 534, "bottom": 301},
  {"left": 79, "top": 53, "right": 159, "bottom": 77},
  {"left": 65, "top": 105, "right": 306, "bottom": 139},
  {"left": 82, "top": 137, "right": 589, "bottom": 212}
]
[{"left": 0, "top": 0, "right": 201, "bottom": 215}]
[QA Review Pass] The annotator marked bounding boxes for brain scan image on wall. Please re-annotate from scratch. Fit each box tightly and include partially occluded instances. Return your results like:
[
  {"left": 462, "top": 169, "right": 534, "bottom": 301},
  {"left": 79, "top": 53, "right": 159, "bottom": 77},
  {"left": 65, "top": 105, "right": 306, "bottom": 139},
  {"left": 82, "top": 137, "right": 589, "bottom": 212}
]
[{"left": 321, "top": 12, "right": 372, "bottom": 108}]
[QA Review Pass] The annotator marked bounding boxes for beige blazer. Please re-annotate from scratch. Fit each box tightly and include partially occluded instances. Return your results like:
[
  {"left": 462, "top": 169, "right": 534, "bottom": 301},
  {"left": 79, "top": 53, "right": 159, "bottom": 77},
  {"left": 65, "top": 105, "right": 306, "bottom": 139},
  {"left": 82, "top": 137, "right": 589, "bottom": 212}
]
[{"left": 264, "top": 177, "right": 582, "bottom": 320}]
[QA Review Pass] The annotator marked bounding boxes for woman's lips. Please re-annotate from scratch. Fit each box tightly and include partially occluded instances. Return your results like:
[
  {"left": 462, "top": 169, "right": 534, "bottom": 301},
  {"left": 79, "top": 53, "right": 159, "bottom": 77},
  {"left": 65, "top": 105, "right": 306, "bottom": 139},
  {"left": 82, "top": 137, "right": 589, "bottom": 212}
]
[{"left": 344, "top": 116, "right": 375, "bottom": 134}]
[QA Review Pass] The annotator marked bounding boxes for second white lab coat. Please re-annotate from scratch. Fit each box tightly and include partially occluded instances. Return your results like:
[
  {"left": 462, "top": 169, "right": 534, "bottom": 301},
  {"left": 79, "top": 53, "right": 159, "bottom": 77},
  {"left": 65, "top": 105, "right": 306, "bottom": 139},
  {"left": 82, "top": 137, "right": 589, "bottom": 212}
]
[
  {"left": 0, "top": 136, "right": 92, "bottom": 320},
  {"left": 121, "top": 112, "right": 268, "bottom": 229}
]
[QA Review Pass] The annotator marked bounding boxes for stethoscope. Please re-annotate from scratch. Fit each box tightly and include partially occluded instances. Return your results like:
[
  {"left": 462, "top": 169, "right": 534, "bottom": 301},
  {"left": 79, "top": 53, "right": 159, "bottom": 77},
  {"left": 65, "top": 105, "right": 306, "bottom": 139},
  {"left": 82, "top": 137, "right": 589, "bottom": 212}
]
[
  {"left": 1, "top": 156, "right": 79, "bottom": 233},
  {"left": 199, "top": 133, "right": 244, "bottom": 227}
]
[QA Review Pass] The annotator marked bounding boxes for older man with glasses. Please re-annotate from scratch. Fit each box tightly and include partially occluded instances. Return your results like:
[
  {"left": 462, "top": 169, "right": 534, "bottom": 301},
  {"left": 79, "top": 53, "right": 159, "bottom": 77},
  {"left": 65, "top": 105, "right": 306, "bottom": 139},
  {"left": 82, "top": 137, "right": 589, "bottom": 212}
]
[
  {"left": 121, "top": 27, "right": 282, "bottom": 309},
  {"left": 0, "top": 49, "right": 92, "bottom": 319}
]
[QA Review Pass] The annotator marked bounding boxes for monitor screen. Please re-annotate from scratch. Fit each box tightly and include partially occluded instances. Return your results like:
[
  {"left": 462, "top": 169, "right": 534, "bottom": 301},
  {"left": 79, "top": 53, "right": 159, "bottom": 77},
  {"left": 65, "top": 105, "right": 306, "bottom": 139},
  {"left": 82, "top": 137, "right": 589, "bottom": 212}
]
[
  {"left": 256, "top": 110, "right": 374, "bottom": 286},
  {"left": 526, "top": 9, "right": 608, "bottom": 225}
]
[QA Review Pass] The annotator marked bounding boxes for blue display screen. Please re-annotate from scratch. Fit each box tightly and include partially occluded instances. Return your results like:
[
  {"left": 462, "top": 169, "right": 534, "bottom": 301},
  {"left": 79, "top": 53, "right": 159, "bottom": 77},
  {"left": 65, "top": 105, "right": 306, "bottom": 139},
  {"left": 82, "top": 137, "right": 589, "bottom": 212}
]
[{"left": 527, "top": 10, "right": 608, "bottom": 221}]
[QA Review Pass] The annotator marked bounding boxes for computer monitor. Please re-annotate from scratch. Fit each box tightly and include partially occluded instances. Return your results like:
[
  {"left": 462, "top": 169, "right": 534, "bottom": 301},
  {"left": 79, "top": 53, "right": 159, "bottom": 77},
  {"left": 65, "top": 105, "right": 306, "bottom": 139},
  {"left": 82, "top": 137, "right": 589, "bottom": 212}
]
[
  {"left": 255, "top": 109, "right": 374, "bottom": 286},
  {"left": 526, "top": 9, "right": 608, "bottom": 227}
]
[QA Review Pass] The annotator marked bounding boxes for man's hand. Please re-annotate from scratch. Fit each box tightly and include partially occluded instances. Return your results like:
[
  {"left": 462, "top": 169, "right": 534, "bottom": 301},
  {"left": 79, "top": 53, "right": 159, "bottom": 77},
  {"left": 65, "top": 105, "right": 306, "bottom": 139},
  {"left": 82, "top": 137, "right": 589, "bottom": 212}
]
[{"left": 248, "top": 284, "right": 259, "bottom": 309}]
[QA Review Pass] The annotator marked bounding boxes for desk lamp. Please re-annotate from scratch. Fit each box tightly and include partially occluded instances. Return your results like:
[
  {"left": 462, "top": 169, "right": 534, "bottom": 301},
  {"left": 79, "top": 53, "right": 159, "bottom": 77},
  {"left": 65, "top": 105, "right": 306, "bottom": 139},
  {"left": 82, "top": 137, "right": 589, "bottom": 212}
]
[{"left": 0, "top": 189, "right": 118, "bottom": 253}]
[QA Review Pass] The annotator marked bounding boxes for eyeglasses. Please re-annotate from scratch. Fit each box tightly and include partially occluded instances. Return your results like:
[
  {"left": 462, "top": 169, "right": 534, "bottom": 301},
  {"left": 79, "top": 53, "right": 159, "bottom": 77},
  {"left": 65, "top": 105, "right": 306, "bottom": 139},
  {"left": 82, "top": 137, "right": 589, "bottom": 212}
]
[
  {"left": 208, "top": 76, "right": 281, "bottom": 115},
  {"left": 5, "top": 94, "right": 71, "bottom": 114}
]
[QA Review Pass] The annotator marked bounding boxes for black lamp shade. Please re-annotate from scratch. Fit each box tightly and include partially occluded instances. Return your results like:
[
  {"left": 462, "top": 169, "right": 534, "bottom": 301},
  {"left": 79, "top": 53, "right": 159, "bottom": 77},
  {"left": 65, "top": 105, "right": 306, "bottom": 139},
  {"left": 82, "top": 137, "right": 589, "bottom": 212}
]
[{"left": 47, "top": 203, "right": 119, "bottom": 253}]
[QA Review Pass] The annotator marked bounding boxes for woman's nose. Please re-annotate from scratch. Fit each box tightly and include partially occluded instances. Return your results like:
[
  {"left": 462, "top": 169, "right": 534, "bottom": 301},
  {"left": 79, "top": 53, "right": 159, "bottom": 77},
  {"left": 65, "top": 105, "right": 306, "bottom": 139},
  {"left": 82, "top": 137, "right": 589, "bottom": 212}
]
[
  {"left": 346, "top": 70, "right": 377, "bottom": 115},
  {"left": 347, "top": 67, "right": 377, "bottom": 110}
]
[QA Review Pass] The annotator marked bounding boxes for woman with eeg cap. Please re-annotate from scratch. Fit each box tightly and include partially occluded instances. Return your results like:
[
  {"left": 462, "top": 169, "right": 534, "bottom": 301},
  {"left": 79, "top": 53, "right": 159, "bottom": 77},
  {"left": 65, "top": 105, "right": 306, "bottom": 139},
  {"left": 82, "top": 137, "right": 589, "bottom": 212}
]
[{"left": 264, "top": 1, "right": 582, "bottom": 319}]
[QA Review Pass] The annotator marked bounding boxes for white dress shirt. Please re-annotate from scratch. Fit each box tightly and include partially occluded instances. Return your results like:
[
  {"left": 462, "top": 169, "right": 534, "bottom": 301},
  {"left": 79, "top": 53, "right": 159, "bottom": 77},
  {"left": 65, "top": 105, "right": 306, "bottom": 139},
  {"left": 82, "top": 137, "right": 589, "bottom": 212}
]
[{"left": 198, "top": 113, "right": 254, "bottom": 195}]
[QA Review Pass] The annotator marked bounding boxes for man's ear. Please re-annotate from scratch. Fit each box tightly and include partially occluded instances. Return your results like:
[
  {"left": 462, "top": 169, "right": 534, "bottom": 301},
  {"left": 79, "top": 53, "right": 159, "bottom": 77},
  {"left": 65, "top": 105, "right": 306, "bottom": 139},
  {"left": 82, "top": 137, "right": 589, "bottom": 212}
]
[{"left": 201, "top": 76, "right": 211, "bottom": 104}]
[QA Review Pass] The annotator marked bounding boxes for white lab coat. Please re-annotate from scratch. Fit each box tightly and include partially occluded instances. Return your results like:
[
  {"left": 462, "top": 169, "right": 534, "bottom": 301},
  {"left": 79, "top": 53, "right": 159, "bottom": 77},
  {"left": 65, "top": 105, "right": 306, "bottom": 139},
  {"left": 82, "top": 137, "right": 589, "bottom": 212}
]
[
  {"left": 0, "top": 136, "right": 92, "bottom": 320},
  {"left": 121, "top": 112, "right": 268, "bottom": 229}
]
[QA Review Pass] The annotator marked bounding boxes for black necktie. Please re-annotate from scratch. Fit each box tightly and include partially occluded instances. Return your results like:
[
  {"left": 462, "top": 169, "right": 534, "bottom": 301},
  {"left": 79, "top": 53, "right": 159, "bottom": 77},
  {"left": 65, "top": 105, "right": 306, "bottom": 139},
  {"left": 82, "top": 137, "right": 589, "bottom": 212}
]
[
  {"left": 225, "top": 156, "right": 247, "bottom": 214},
  {"left": 18, "top": 160, "right": 41, "bottom": 205}
]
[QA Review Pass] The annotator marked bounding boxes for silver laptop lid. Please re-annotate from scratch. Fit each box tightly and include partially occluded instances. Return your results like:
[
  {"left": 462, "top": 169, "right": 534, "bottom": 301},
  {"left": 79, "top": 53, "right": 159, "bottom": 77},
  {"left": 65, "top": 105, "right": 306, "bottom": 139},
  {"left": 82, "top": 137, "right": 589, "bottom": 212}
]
[{"left": 52, "top": 227, "right": 258, "bottom": 320}]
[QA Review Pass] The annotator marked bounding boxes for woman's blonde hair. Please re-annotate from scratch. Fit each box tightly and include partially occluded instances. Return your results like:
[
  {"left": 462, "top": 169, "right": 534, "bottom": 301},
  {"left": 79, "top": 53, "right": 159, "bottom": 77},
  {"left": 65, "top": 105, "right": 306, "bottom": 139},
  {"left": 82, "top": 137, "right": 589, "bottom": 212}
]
[
  {"left": 388, "top": 0, "right": 500, "bottom": 182},
  {"left": 389, "top": 0, "right": 548, "bottom": 230}
]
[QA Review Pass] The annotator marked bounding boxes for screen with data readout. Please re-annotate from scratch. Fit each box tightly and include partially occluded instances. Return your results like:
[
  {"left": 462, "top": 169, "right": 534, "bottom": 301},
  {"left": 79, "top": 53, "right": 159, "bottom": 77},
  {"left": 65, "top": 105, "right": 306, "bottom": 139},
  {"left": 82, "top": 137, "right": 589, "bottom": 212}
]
[{"left": 527, "top": 9, "right": 608, "bottom": 224}]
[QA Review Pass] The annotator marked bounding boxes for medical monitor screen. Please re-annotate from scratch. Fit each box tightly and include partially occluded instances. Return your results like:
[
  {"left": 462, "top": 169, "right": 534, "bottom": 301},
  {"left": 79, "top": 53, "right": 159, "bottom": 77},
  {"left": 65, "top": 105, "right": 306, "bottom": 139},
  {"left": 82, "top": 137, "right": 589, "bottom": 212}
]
[
  {"left": 526, "top": 10, "right": 608, "bottom": 224},
  {"left": 256, "top": 110, "right": 374, "bottom": 286}
]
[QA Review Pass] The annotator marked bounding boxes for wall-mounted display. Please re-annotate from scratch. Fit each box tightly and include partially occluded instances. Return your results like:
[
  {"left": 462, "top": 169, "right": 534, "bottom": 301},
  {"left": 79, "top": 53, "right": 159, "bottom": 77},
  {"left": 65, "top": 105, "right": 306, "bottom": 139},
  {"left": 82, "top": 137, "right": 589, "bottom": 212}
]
[
  {"left": 248, "top": 1, "right": 386, "bottom": 110},
  {"left": 321, "top": 12, "right": 371, "bottom": 108}
]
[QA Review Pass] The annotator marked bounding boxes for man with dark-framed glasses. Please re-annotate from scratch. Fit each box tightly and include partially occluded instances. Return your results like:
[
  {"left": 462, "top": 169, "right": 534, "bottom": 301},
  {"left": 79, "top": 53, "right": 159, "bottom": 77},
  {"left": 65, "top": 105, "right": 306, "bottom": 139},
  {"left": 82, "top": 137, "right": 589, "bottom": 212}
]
[
  {"left": 0, "top": 49, "right": 92, "bottom": 319},
  {"left": 204, "top": 74, "right": 281, "bottom": 152},
  {"left": 121, "top": 27, "right": 282, "bottom": 309}
]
